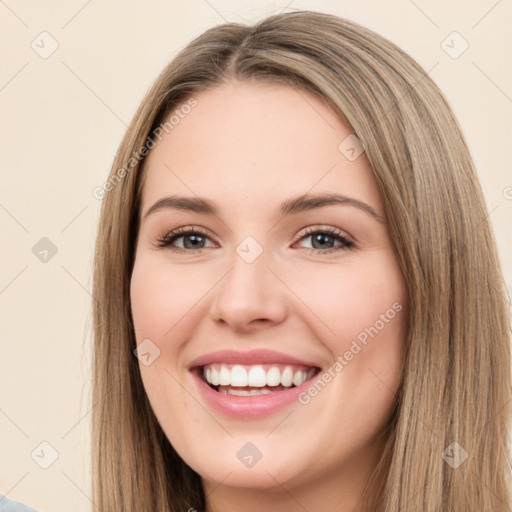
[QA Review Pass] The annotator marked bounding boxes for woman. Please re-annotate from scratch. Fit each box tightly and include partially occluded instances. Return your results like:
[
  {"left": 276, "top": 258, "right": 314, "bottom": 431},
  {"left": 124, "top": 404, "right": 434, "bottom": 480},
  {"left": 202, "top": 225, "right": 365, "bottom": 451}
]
[{"left": 92, "top": 10, "right": 512, "bottom": 511}]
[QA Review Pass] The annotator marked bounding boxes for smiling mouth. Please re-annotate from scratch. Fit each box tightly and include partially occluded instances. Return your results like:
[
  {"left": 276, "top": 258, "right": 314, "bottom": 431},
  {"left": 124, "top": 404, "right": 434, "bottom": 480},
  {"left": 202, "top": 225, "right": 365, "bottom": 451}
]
[{"left": 198, "top": 363, "right": 321, "bottom": 396}]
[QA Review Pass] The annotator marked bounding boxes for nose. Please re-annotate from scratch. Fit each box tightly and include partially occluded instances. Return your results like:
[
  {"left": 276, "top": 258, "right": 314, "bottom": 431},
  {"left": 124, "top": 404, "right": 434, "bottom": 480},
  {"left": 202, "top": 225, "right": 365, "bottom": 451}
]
[{"left": 209, "top": 244, "right": 288, "bottom": 333}]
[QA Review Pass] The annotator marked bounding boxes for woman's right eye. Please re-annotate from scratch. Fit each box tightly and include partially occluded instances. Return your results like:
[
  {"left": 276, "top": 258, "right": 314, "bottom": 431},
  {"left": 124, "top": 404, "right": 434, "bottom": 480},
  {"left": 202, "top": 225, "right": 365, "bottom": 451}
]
[{"left": 155, "top": 227, "right": 216, "bottom": 252}]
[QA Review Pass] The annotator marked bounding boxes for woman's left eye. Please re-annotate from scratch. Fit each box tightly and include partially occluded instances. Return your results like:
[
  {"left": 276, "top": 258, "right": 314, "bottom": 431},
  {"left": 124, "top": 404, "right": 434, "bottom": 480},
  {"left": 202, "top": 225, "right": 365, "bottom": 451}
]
[
  {"left": 155, "top": 226, "right": 355, "bottom": 254},
  {"left": 293, "top": 227, "right": 355, "bottom": 253}
]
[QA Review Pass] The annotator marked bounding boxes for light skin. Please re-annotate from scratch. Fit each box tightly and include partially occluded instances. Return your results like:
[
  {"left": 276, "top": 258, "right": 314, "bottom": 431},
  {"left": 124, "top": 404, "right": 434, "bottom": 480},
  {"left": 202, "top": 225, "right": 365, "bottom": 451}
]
[{"left": 130, "top": 80, "right": 408, "bottom": 512}]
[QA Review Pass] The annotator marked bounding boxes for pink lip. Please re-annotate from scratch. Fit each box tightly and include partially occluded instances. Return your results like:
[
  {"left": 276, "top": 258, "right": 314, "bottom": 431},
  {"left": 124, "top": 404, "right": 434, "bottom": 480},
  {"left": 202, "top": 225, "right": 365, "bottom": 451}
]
[
  {"left": 188, "top": 349, "right": 318, "bottom": 369},
  {"left": 187, "top": 349, "right": 320, "bottom": 419},
  {"left": 190, "top": 368, "right": 317, "bottom": 419}
]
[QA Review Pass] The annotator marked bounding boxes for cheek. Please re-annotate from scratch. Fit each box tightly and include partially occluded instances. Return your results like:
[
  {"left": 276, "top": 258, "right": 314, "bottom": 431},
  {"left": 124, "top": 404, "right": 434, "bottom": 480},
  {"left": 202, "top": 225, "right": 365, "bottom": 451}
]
[
  {"left": 130, "top": 260, "right": 206, "bottom": 436},
  {"left": 293, "top": 262, "right": 406, "bottom": 452},
  {"left": 130, "top": 258, "right": 207, "bottom": 341},
  {"left": 292, "top": 253, "right": 407, "bottom": 419},
  {"left": 290, "top": 255, "right": 407, "bottom": 353}
]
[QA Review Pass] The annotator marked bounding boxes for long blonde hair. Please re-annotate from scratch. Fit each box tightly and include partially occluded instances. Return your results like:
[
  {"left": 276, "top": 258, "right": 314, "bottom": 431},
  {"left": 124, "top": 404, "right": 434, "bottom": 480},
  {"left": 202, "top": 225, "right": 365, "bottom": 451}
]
[{"left": 91, "top": 10, "right": 512, "bottom": 511}]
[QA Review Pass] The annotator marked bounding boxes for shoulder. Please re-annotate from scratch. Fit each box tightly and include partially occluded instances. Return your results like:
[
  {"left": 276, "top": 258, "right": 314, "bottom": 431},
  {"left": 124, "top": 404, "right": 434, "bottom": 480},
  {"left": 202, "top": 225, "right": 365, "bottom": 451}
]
[{"left": 0, "top": 494, "right": 40, "bottom": 512}]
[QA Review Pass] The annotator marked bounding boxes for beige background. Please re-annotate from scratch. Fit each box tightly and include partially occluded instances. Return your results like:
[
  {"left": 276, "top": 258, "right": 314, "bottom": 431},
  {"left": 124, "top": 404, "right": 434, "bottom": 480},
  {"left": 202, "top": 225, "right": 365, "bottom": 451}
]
[{"left": 1, "top": 1, "right": 511, "bottom": 510}]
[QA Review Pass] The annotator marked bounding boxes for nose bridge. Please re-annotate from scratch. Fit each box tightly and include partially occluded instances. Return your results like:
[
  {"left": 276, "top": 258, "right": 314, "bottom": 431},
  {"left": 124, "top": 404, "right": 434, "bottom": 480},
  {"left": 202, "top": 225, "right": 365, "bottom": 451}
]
[{"left": 209, "top": 235, "right": 287, "bottom": 329}]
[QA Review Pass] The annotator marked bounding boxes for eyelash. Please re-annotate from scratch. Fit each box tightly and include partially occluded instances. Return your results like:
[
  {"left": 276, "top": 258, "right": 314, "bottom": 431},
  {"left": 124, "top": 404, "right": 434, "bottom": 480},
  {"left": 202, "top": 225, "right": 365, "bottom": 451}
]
[{"left": 154, "top": 225, "right": 355, "bottom": 255}]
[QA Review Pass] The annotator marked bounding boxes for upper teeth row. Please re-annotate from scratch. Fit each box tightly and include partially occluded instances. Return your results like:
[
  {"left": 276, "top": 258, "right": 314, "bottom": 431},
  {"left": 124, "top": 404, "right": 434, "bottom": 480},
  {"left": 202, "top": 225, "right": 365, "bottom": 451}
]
[{"left": 203, "top": 364, "right": 315, "bottom": 388}]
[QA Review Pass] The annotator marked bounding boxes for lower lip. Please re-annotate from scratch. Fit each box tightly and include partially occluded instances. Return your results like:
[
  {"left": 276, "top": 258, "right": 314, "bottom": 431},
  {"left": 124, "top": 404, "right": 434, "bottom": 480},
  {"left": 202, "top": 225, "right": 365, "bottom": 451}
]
[{"left": 190, "top": 369, "right": 315, "bottom": 419}]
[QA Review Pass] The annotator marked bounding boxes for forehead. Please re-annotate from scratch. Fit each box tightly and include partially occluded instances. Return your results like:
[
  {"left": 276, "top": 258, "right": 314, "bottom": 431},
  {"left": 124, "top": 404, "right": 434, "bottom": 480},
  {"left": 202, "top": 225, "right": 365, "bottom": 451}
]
[{"left": 140, "top": 81, "right": 382, "bottom": 215}]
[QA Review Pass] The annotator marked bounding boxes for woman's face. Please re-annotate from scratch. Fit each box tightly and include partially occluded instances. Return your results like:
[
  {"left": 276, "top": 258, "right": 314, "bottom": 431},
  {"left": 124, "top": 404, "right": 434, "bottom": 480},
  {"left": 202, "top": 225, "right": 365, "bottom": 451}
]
[{"left": 130, "top": 81, "right": 408, "bottom": 505}]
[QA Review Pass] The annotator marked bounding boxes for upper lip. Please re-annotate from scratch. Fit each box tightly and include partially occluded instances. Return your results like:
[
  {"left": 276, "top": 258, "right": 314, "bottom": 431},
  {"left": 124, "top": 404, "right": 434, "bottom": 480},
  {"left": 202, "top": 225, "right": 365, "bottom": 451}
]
[{"left": 188, "top": 349, "right": 320, "bottom": 369}]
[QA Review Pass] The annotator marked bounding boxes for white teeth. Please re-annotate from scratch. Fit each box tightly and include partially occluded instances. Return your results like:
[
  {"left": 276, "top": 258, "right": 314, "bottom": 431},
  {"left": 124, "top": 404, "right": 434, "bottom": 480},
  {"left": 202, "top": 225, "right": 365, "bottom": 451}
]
[
  {"left": 280, "top": 366, "right": 293, "bottom": 387},
  {"left": 202, "top": 364, "right": 316, "bottom": 388},
  {"left": 219, "top": 364, "right": 231, "bottom": 385},
  {"left": 248, "top": 366, "right": 267, "bottom": 387},
  {"left": 231, "top": 365, "right": 248, "bottom": 386},
  {"left": 266, "top": 366, "right": 281, "bottom": 386},
  {"left": 210, "top": 367, "right": 219, "bottom": 386},
  {"left": 292, "top": 370, "right": 304, "bottom": 387},
  {"left": 222, "top": 387, "right": 274, "bottom": 396},
  {"left": 227, "top": 388, "right": 251, "bottom": 396}
]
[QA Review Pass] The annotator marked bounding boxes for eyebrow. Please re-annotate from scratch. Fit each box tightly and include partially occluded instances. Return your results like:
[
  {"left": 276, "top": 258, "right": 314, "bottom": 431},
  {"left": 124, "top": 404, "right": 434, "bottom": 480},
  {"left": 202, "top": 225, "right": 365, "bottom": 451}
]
[{"left": 142, "top": 193, "right": 385, "bottom": 222}]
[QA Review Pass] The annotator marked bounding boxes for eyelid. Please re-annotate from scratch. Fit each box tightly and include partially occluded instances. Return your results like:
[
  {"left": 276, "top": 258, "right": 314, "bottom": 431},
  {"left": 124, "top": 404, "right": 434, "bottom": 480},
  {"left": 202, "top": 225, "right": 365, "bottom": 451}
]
[
  {"left": 292, "top": 225, "right": 356, "bottom": 253},
  {"left": 295, "top": 224, "right": 355, "bottom": 243},
  {"left": 154, "top": 224, "right": 356, "bottom": 255},
  {"left": 155, "top": 225, "right": 217, "bottom": 249}
]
